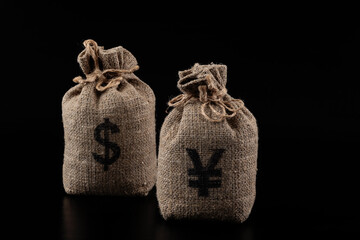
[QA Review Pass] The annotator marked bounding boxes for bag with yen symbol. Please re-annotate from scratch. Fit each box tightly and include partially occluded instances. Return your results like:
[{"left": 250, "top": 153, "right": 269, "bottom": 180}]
[{"left": 157, "top": 63, "right": 258, "bottom": 222}]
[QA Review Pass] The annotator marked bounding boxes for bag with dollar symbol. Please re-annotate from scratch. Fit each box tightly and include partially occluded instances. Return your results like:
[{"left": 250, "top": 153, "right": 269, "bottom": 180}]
[
  {"left": 157, "top": 63, "right": 258, "bottom": 222},
  {"left": 62, "top": 39, "right": 156, "bottom": 195}
]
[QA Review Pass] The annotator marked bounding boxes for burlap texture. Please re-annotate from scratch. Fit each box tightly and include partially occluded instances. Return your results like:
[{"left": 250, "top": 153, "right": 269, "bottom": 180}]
[
  {"left": 62, "top": 40, "right": 156, "bottom": 195},
  {"left": 156, "top": 63, "right": 258, "bottom": 222}
]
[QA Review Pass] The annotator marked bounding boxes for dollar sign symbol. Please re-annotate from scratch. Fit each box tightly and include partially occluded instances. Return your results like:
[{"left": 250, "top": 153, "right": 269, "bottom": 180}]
[{"left": 92, "top": 118, "right": 121, "bottom": 171}]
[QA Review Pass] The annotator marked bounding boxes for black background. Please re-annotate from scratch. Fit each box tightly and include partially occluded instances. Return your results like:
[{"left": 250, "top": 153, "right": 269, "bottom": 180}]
[{"left": 3, "top": 3, "right": 360, "bottom": 239}]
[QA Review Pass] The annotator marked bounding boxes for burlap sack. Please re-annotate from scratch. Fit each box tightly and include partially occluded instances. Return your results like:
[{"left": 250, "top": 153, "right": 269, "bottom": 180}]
[
  {"left": 157, "top": 63, "right": 258, "bottom": 222},
  {"left": 62, "top": 39, "right": 156, "bottom": 195}
]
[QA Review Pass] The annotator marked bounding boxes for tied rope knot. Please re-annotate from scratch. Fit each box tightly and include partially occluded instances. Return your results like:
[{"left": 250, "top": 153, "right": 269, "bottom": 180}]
[
  {"left": 168, "top": 74, "right": 244, "bottom": 122},
  {"left": 73, "top": 39, "right": 139, "bottom": 91}
]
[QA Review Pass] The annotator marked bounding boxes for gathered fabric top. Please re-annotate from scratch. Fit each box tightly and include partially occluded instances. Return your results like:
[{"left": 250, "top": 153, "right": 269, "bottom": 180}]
[
  {"left": 73, "top": 39, "right": 139, "bottom": 92},
  {"left": 168, "top": 63, "right": 244, "bottom": 122}
]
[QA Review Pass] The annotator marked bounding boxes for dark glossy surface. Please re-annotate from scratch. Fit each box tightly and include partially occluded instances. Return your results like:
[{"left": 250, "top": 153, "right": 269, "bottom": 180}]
[{"left": 58, "top": 191, "right": 359, "bottom": 240}]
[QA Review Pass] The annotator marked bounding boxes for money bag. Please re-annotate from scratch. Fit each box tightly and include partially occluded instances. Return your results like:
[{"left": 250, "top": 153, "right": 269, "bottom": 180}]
[
  {"left": 62, "top": 39, "right": 156, "bottom": 195},
  {"left": 157, "top": 63, "right": 258, "bottom": 222}
]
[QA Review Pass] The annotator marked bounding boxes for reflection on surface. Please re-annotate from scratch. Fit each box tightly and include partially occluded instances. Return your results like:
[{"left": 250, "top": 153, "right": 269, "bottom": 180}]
[
  {"left": 61, "top": 189, "right": 256, "bottom": 240},
  {"left": 61, "top": 190, "right": 158, "bottom": 239},
  {"left": 155, "top": 219, "right": 255, "bottom": 240}
]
